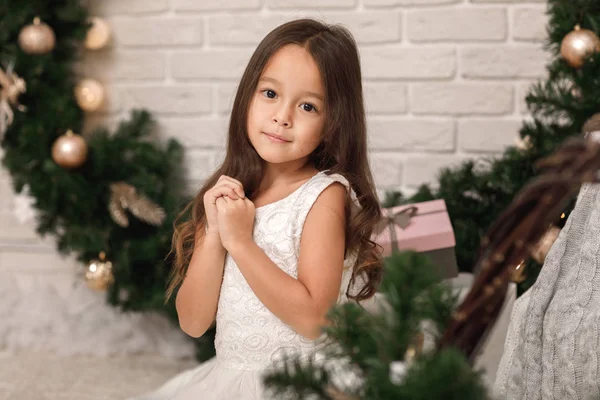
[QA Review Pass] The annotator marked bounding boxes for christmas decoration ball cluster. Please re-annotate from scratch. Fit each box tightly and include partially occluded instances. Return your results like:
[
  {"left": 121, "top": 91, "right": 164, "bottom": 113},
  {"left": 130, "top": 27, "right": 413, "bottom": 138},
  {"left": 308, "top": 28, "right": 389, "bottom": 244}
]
[
  {"left": 12, "top": 16, "right": 168, "bottom": 292},
  {"left": 17, "top": 16, "right": 111, "bottom": 173}
]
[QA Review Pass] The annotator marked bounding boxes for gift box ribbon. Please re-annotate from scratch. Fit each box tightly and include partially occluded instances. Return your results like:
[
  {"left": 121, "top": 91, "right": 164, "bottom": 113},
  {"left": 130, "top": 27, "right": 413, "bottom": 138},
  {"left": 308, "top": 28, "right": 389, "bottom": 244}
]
[{"left": 374, "top": 206, "right": 418, "bottom": 254}]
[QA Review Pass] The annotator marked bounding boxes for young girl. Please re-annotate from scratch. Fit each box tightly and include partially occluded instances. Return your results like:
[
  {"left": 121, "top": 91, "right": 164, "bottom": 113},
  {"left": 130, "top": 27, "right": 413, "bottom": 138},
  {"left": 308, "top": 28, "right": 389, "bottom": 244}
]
[{"left": 131, "top": 18, "right": 383, "bottom": 400}]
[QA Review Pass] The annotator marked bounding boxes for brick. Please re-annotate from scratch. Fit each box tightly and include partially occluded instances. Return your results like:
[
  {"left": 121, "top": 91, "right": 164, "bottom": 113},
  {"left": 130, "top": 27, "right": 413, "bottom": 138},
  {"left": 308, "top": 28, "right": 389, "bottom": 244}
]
[
  {"left": 325, "top": 11, "right": 401, "bottom": 44},
  {"left": 404, "top": 155, "right": 464, "bottom": 187},
  {"left": 116, "top": 85, "right": 212, "bottom": 115},
  {"left": 216, "top": 84, "right": 239, "bottom": 115},
  {"left": 513, "top": 7, "right": 547, "bottom": 42},
  {"left": 209, "top": 15, "right": 285, "bottom": 46},
  {"left": 0, "top": 212, "right": 42, "bottom": 241},
  {"left": 159, "top": 118, "right": 228, "bottom": 147},
  {"left": 458, "top": 119, "right": 523, "bottom": 153},
  {"left": 411, "top": 83, "right": 514, "bottom": 115},
  {"left": 365, "top": 0, "right": 459, "bottom": 6},
  {"left": 88, "top": 0, "right": 168, "bottom": 15},
  {"left": 407, "top": 8, "right": 507, "bottom": 42},
  {"left": 77, "top": 51, "right": 166, "bottom": 81},
  {"left": 364, "top": 82, "right": 407, "bottom": 114},
  {"left": 369, "top": 153, "right": 404, "bottom": 188},
  {"left": 0, "top": 249, "right": 78, "bottom": 272},
  {"left": 172, "top": 0, "right": 261, "bottom": 11},
  {"left": 368, "top": 118, "right": 455, "bottom": 151},
  {"left": 184, "top": 150, "right": 219, "bottom": 183},
  {"left": 361, "top": 47, "right": 455, "bottom": 79},
  {"left": 461, "top": 46, "right": 548, "bottom": 79},
  {"left": 266, "top": 0, "right": 356, "bottom": 9},
  {"left": 170, "top": 50, "right": 253, "bottom": 80},
  {"left": 102, "top": 85, "right": 122, "bottom": 114},
  {"left": 0, "top": 249, "right": 79, "bottom": 295},
  {"left": 0, "top": 175, "right": 13, "bottom": 212},
  {"left": 209, "top": 12, "right": 401, "bottom": 45},
  {"left": 110, "top": 17, "right": 203, "bottom": 47}
]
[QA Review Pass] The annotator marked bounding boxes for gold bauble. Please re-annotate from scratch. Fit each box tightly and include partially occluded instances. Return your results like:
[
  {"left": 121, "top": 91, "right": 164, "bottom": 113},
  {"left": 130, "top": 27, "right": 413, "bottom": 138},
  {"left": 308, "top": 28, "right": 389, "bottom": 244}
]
[
  {"left": 74, "top": 79, "right": 105, "bottom": 112},
  {"left": 560, "top": 25, "right": 600, "bottom": 68},
  {"left": 18, "top": 17, "right": 56, "bottom": 55},
  {"left": 51, "top": 129, "right": 88, "bottom": 169},
  {"left": 531, "top": 226, "right": 561, "bottom": 264},
  {"left": 511, "top": 260, "right": 527, "bottom": 283},
  {"left": 85, "top": 251, "right": 115, "bottom": 291},
  {"left": 85, "top": 17, "right": 111, "bottom": 50}
]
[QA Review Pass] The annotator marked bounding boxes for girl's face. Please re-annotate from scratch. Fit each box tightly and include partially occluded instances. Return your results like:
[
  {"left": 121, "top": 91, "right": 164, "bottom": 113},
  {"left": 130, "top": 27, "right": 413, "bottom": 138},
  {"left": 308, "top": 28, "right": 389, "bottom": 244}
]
[{"left": 247, "top": 44, "right": 326, "bottom": 168}]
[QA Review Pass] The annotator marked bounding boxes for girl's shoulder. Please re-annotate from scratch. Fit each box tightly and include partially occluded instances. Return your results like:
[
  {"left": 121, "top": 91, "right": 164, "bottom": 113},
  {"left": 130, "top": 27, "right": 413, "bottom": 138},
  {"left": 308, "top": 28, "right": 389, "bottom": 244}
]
[{"left": 295, "top": 170, "right": 361, "bottom": 214}]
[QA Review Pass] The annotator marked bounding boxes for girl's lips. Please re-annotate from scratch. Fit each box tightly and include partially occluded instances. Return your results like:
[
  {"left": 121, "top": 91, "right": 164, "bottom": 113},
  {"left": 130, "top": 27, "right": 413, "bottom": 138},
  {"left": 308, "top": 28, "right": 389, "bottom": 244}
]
[{"left": 263, "top": 132, "right": 290, "bottom": 143}]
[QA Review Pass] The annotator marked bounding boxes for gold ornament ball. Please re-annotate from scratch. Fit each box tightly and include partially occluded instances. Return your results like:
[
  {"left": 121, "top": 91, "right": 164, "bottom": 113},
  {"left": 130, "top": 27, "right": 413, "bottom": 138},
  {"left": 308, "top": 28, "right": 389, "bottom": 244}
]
[
  {"left": 51, "top": 130, "right": 88, "bottom": 169},
  {"left": 18, "top": 17, "right": 56, "bottom": 55},
  {"left": 511, "top": 260, "right": 527, "bottom": 283},
  {"left": 85, "top": 252, "right": 115, "bottom": 291},
  {"left": 85, "top": 17, "right": 112, "bottom": 50},
  {"left": 74, "top": 79, "right": 105, "bottom": 112},
  {"left": 560, "top": 25, "right": 600, "bottom": 68}
]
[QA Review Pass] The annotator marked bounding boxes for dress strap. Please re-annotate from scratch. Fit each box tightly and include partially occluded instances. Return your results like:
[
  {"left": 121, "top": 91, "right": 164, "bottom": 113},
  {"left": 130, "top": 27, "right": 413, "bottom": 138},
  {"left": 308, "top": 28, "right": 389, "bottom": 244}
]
[{"left": 291, "top": 171, "right": 360, "bottom": 266}]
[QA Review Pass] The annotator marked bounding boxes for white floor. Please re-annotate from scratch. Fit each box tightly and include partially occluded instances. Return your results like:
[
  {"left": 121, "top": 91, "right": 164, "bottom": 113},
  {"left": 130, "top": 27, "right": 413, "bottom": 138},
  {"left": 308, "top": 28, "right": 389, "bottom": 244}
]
[{"left": 0, "top": 350, "right": 198, "bottom": 400}]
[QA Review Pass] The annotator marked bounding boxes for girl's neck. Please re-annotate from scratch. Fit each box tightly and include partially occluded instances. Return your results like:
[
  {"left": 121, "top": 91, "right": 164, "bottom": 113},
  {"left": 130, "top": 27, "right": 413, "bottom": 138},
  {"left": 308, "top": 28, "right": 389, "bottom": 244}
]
[{"left": 259, "top": 163, "right": 318, "bottom": 192}]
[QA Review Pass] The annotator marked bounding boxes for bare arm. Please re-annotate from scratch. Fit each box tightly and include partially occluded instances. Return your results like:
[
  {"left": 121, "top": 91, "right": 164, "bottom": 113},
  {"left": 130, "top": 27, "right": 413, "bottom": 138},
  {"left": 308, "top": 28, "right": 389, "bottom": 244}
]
[
  {"left": 226, "top": 183, "right": 347, "bottom": 340},
  {"left": 175, "top": 231, "right": 227, "bottom": 338},
  {"left": 176, "top": 175, "right": 245, "bottom": 338}
]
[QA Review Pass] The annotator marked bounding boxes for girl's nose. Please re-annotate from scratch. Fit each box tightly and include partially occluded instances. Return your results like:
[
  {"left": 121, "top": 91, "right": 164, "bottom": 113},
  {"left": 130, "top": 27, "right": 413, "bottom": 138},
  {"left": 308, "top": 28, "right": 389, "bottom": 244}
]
[{"left": 272, "top": 107, "right": 292, "bottom": 128}]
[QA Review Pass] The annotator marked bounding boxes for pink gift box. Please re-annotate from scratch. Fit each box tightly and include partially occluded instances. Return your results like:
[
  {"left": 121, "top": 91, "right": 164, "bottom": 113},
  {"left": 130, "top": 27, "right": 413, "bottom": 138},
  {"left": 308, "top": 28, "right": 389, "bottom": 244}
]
[{"left": 372, "top": 199, "right": 458, "bottom": 279}]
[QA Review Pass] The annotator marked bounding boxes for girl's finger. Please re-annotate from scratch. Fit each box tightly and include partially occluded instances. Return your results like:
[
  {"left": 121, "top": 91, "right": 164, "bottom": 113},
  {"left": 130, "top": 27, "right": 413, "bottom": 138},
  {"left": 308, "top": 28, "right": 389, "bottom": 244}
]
[
  {"left": 219, "top": 175, "right": 245, "bottom": 198},
  {"left": 210, "top": 186, "right": 237, "bottom": 203},
  {"left": 212, "top": 183, "right": 240, "bottom": 200},
  {"left": 215, "top": 196, "right": 226, "bottom": 209}
]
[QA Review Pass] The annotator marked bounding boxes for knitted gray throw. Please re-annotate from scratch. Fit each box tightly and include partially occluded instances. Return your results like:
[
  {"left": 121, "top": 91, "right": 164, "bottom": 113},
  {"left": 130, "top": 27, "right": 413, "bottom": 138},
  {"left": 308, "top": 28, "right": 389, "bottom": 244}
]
[{"left": 495, "top": 133, "right": 600, "bottom": 399}]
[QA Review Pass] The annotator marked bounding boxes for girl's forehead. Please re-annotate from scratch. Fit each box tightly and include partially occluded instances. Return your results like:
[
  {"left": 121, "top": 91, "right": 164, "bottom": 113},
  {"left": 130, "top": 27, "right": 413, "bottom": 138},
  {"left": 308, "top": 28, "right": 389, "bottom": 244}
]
[{"left": 260, "top": 45, "right": 324, "bottom": 93}]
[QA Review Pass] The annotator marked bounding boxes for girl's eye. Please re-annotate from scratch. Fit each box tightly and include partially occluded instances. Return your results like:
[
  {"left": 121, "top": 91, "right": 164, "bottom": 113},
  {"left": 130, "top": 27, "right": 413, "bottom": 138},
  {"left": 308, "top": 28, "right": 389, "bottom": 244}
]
[
  {"left": 301, "top": 103, "right": 317, "bottom": 112},
  {"left": 262, "top": 89, "right": 276, "bottom": 99}
]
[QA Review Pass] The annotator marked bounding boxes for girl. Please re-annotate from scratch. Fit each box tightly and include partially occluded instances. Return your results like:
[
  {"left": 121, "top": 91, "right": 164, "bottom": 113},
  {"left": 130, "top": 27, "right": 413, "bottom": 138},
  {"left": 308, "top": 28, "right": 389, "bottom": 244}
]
[{"left": 132, "top": 18, "right": 383, "bottom": 400}]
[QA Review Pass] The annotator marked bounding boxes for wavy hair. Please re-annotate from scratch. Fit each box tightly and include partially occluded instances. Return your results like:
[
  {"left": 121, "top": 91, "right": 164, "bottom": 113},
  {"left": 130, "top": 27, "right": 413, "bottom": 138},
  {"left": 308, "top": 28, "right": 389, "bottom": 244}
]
[{"left": 166, "top": 18, "right": 383, "bottom": 303}]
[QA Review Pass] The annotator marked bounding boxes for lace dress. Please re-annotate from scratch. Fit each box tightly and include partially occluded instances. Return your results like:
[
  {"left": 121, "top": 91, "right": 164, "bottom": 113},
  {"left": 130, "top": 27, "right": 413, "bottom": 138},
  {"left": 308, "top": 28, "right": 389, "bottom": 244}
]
[{"left": 129, "top": 170, "right": 361, "bottom": 400}]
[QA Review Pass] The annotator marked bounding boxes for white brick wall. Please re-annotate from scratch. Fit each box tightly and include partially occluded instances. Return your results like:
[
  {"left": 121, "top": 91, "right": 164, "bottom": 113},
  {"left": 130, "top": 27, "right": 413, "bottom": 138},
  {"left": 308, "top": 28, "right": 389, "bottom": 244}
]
[{"left": 0, "top": 0, "right": 550, "bottom": 297}]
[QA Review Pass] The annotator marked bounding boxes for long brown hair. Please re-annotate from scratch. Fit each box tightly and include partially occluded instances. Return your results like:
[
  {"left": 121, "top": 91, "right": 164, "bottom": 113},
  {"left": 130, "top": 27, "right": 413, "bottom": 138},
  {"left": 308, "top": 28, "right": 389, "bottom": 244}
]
[{"left": 166, "top": 18, "right": 383, "bottom": 304}]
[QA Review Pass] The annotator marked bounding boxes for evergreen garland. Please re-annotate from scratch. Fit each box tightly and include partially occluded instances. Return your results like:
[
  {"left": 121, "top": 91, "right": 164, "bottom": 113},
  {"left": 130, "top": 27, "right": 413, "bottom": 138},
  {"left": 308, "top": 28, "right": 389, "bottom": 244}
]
[{"left": 0, "top": 0, "right": 217, "bottom": 361}]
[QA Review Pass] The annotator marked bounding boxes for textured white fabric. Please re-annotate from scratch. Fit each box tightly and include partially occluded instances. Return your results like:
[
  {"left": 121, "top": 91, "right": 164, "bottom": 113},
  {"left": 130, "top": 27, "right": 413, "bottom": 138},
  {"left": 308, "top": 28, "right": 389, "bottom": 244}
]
[
  {"left": 129, "top": 170, "right": 361, "bottom": 400},
  {"left": 493, "top": 178, "right": 600, "bottom": 399},
  {"left": 0, "top": 269, "right": 194, "bottom": 360}
]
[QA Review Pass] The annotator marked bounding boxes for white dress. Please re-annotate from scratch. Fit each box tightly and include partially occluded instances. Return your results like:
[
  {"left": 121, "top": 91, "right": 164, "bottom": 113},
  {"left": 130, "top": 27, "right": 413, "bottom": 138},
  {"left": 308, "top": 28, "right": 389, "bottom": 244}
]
[{"left": 129, "top": 170, "right": 361, "bottom": 400}]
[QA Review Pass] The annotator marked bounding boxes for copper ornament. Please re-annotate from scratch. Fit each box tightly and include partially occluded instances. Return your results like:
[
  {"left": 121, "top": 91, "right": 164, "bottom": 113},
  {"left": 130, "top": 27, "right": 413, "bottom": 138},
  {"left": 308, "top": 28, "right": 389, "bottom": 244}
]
[
  {"left": 51, "top": 129, "right": 88, "bottom": 169},
  {"left": 560, "top": 25, "right": 600, "bottom": 68},
  {"left": 74, "top": 79, "right": 105, "bottom": 112},
  {"left": 85, "top": 17, "right": 112, "bottom": 50},
  {"left": 85, "top": 251, "right": 114, "bottom": 291},
  {"left": 18, "top": 17, "right": 56, "bottom": 55}
]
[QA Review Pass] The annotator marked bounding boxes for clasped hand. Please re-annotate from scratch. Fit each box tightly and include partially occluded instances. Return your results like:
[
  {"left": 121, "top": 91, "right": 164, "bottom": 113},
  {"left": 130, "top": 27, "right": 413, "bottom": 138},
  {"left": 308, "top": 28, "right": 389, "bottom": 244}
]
[{"left": 203, "top": 175, "right": 255, "bottom": 250}]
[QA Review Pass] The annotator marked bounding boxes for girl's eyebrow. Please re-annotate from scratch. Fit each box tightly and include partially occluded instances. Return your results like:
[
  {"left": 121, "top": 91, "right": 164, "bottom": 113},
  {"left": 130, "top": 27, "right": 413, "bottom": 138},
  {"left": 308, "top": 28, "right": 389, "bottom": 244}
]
[{"left": 259, "top": 76, "right": 324, "bottom": 101}]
